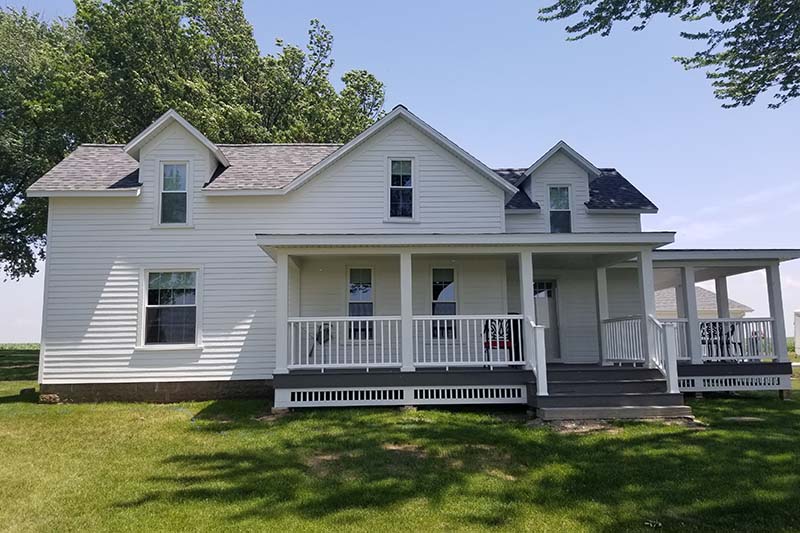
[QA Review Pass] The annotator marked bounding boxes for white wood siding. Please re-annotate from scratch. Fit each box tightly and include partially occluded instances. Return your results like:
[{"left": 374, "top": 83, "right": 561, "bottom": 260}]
[
  {"left": 40, "top": 120, "right": 509, "bottom": 384},
  {"left": 607, "top": 268, "right": 642, "bottom": 317},
  {"left": 520, "top": 152, "right": 642, "bottom": 233},
  {"left": 506, "top": 261, "right": 641, "bottom": 363}
]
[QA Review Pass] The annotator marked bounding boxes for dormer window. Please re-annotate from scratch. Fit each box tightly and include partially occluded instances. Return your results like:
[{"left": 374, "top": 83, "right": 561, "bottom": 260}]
[
  {"left": 388, "top": 159, "right": 414, "bottom": 219},
  {"left": 160, "top": 162, "right": 188, "bottom": 225},
  {"left": 549, "top": 185, "right": 572, "bottom": 233}
]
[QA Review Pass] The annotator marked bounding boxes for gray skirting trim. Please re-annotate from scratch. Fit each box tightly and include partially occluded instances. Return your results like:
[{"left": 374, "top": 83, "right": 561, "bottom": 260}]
[
  {"left": 40, "top": 380, "right": 274, "bottom": 403},
  {"left": 677, "top": 362, "right": 792, "bottom": 377},
  {"left": 274, "top": 368, "right": 534, "bottom": 388}
]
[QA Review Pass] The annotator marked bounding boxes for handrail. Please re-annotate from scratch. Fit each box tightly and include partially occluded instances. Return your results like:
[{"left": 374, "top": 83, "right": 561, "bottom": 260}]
[
  {"left": 529, "top": 318, "right": 548, "bottom": 396},
  {"left": 648, "top": 314, "right": 680, "bottom": 393},
  {"left": 602, "top": 315, "right": 648, "bottom": 324},
  {"left": 289, "top": 316, "right": 401, "bottom": 322}
]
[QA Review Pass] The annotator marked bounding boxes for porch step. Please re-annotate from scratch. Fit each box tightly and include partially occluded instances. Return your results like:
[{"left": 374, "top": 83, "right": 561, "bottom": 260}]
[
  {"left": 537, "top": 405, "right": 693, "bottom": 421},
  {"left": 547, "top": 378, "right": 666, "bottom": 395},
  {"left": 534, "top": 392, "right": 684, "bottom": 409},
  {"left": 547, "top": 366, "right": 663, "bottom": 382}
]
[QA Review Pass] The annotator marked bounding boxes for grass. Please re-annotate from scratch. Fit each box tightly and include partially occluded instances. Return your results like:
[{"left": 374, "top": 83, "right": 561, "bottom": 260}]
[{"left": 2, "top": 347, "right": 800, "bottom": 532}]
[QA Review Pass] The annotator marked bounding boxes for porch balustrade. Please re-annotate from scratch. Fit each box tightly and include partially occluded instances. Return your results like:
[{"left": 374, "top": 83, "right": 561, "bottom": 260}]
[
  {"left": 664, "top": 317, "right": 775, "bottom": 362},
  {"left": 287, "top": 314, "right": 530, "bottom": 370},
  {"left": 288, "top": 317, "right": 402, "bottom": 370},
  {"left": 412, "top": 315, "right": 525, "bottom": 368}
]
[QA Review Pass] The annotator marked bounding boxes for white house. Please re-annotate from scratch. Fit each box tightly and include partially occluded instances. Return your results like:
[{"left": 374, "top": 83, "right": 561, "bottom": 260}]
[{"left": 27, "top": 106, "right": 799, "bottom": 419}]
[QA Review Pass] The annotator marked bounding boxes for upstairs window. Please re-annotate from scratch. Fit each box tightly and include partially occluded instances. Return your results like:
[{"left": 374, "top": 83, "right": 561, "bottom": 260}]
[
  {"left": 389, "top": 159, "right": 413, "bottom": 218},
  {"left": 348, "top": 268, "right": 373, "bottom": 340},
  {"left": 160, "top": 163, "right": 188, "bottom": 224},
  {"left": 145, "top": 271, "right": 197, "bottom": 345},
  {"left": 549, "top": 186, "right": 572, "bottom": 233}
]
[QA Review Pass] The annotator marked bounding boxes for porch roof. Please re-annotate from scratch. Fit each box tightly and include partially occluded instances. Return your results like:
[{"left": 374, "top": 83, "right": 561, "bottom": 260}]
[
  {"left": 648, "top": 248, "right": 800, "bottom": 289},
  {"left": 255, "top": 231, "right": 676, "bottom": 258}
]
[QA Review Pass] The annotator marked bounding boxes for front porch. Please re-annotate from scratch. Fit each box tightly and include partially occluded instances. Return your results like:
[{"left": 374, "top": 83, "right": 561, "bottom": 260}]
[{"left": 256, "top": 235, "right": 796, "bottom": 412}]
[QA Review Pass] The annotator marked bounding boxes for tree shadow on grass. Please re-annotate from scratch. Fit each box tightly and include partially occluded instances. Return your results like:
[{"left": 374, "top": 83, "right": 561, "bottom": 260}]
[
  {"left": 0, "top": 349, "right": 39, "bottom": 381},
  {"left": 117, "top": 398, "right": 800, "bottom": 531}
]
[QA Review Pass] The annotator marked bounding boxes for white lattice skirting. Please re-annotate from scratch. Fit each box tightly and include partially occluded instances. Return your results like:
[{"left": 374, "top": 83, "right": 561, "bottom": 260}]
[
  {"left": 275, "top": 385, "right": 528, "bottom": 408},
  {"left": 678, "top": 375, "right": 791, "bottom": 392}
]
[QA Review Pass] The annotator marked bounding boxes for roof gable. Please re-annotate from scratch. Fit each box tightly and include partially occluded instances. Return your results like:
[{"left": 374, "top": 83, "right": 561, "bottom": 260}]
[
  {"left": 283, "top": 105, "right": 518, "bottom": 195},
  {"left": 124, "top": 109, "right": 230, "bottom": 167},
  {"left": 523, "top": 140, "right": 600, "bottom": 179}
]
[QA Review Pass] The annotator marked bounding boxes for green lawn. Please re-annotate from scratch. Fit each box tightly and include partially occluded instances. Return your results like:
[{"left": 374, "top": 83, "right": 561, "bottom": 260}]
[{"left": 2, "top": 347, "right": 800, "bottom": 532}]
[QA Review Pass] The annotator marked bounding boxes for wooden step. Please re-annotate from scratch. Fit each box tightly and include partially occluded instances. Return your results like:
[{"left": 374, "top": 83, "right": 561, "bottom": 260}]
[
  {"left": 547, "top": 367, "right": 663, "bottom": 382},
  {"left": 547, "top": 378, "right": 666, "bottom": 395},
  {"left": 537, "top": 405, "right": 693, "bottom": 421},
  {"left": 534, "top": 392, "right": 684, "bottom": 409}
]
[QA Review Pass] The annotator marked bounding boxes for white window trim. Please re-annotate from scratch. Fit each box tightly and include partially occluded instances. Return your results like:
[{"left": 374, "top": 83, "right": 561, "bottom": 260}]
[
  {"left": 136, "top": 266, "right": 203, "bottom": 350},
  {"left": 546, "top": 184, "right": 573, "bottom": 233},
  {"left": 345, "top": 266, "right": 375, "bottom": 343},
  {"left": 347, "top": 266, "right": 375, "bottom": 316},
  {"left": 155, "top": 160, "right": 193, "bottom": 228},
  {"left": 384, "top": 156, "right": 419, "bottom": 223},
  {"left": 431, "top": 265, "right": 458, "bottom": 316}
]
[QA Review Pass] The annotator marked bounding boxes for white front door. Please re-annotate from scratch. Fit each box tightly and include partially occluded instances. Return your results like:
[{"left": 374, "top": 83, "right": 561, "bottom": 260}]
[{"left": 534, "top": 280, "right": 561, "bottom": 360}]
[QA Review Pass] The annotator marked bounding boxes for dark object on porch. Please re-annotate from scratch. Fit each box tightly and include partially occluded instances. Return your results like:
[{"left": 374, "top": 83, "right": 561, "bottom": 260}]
[
  {"left": 483, "top": 319, "right": 522, "bottom": 362},
  {"left": 307, "top": 324, "right": 332, "bottom": 360}
]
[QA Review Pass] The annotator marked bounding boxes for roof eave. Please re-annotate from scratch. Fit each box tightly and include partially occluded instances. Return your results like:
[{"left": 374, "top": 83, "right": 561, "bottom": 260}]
[
  {"left": 585, "top": 206, "right": 659, "bottom": 214},
  {"left": 202, "top": 187, "right": 285, "bottom": 196},
  {"left": 26, "top": 187, "right": 142, "bottom": 198}
]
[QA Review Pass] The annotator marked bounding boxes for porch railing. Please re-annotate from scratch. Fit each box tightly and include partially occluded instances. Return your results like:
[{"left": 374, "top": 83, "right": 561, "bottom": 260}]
[
  {"left": 412, "top": 315, "right": 526, "bottom": 367},
  {"left": 647, "top": 315, "right": 680, "bottom": 393},
  {"left": 699, "top": 318, "right": 775, "bottom": 361},
  {"left": 601, "top": 316, "right": 644, "bottom": 363},
  {"left": 661, "top": 318, "right": 689, "bottom": 360},
  {"left": 288, "top": 316, "right": 402, "bottom": 370}
]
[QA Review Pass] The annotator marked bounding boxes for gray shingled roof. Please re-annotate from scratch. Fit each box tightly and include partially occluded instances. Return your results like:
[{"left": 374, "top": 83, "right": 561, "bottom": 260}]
[
  {"left": 586, "top": 168, "right": 657, "bottom": 211},
  {"left": 206, "top": 144, "right": 341, "bottom": 190},
  {"left": 27, "top": 144, "right": 140, "bottom": 192},
  {"left": 655, "top": 286, "right": 753, "bottom": 313},
  {"left": 27, "top": 143, "right": 342, "bottom": 193},
  {"left": 28, "top": 143, "right": 657, "bottom": 212}
]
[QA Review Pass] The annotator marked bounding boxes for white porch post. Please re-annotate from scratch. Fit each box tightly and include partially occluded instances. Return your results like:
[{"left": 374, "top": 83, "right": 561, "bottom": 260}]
[
  {"left": 680, "top": 266, "right": 703, "bottom": 364},
  {"left": 715, "top": 277, "right": 730, "bottom": 318},
  {"left": 595, "top": 267, "right": 609, "bottom": 364},
  {"left": 766, "top": 263, "right": 788, "bottom": 361},
  {"left": 519, "top": 249, "right": 547, "bottom": 395},
  {"left": 274, "top": 251, "right": 289, "bottom": 374},
  {"left": 400, "top": 251, "right": 415, "bottom": 371},
  {"left": 637, "top": 249, "right": 656, "bottom": 365}
]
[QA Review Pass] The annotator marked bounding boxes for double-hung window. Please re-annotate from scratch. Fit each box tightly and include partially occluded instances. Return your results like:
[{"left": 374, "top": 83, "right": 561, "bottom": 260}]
[
  {"left": 431, "top": 267, "right": 456, "bottom": 338},
  {"left": 548, "top": 186, "right": 572, "bottom": 233},
  {"left": 389, "top": 159, "right": 413, "bottom": 219},
  {"left": 145, "top": 271, "right": 197, "bottom": 345},
  {"left": 348, "top": 268, "right": 373, "bottom": 340},
  {"left": 160, "top": 163, "right": 188, "bottom": 224}
]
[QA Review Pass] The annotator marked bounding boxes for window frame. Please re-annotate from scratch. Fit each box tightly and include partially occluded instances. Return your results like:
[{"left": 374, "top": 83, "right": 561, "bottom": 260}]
[
  {"left": 156, "top": 160, "right": 192, "bottom": 228},
  {"left": 347, "top": 266, "right": 375, "bottom": 341},
  {"left": 137, "top": 267, "right": 203, "bottom": 350},
  {"left": 385, "top": 156, "right": 419, "bottom": 223},
  {"left": 547, "top": 184, "right": 573, "bottom": 234},
  {"left": 431, "top": 266, "right": 458, "bottom": 338}
]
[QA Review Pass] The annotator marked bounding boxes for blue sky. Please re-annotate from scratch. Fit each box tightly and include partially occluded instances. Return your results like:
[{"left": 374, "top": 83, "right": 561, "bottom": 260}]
[{"left": 2, "top": 0, "right": 799, "bottom": 341}]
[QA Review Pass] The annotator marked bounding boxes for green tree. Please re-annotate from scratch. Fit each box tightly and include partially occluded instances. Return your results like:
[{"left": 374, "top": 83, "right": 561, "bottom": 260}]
[
  {"left": 0, "top": 2, "right": 385, "bottom": 280},
  {"left": 539, "top": 1, "right": 800, "bottom": 109}
]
